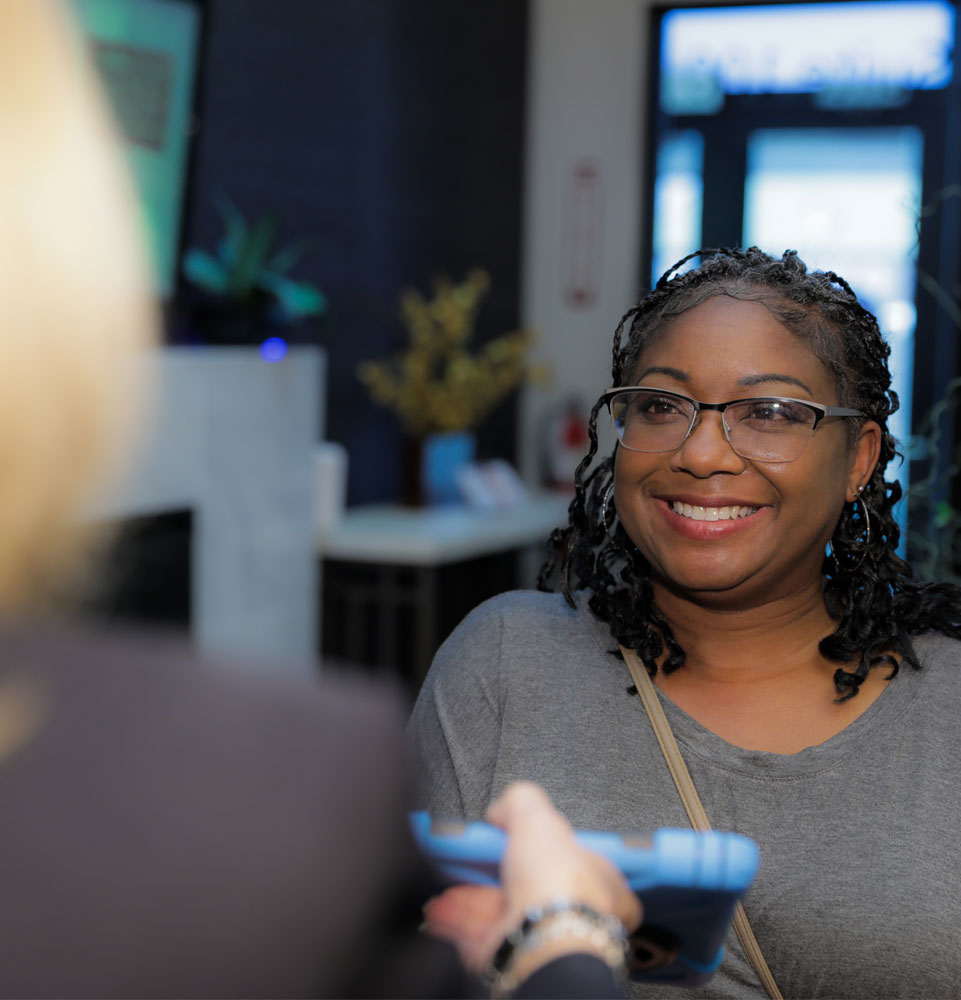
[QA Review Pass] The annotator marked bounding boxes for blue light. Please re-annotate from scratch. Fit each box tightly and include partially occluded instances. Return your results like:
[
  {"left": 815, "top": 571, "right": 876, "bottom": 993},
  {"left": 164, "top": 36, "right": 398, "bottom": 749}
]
[{"left": 260, "top": 336, "right": 288, "bottom": 363}]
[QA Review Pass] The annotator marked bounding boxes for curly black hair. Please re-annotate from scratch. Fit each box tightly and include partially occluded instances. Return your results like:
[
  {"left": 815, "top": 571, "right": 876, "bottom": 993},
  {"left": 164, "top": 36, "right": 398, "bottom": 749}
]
[{"left": 538, "top": 247, "right": 961, "bottom": 700}]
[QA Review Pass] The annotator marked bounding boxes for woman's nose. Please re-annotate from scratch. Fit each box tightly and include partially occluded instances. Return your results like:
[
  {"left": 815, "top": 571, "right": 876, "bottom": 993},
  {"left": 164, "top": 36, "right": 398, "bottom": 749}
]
[{"left": 668, "top": 411, "right": 746, "bottom": 476}]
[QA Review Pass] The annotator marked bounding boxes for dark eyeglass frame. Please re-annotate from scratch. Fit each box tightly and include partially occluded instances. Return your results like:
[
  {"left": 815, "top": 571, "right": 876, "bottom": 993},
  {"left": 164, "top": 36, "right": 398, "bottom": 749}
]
[{"left": 599, "top": 386, "right": 864, "bottom": 462}]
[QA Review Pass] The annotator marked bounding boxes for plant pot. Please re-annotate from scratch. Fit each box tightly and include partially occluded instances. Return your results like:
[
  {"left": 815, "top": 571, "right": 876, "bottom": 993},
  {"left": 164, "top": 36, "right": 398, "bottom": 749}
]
[{"left": 401, "top": 431, "right": 476, "bottom": 507}]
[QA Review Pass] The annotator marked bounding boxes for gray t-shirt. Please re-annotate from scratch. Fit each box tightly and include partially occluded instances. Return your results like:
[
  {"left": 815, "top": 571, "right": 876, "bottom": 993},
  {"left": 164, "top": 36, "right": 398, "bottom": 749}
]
[{"left": 407, "top": 589, "right": 961, "bottom": 999}]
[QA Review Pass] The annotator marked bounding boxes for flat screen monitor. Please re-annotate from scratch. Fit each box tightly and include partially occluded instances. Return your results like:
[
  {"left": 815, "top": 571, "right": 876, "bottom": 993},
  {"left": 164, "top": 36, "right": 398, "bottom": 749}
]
[{"left": 72, "top": 0, "right": 203, "bottom": 303}]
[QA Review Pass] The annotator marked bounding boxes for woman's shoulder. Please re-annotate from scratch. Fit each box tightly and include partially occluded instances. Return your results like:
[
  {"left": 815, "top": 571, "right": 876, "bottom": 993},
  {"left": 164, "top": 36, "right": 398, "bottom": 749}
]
[
  {"left": 424, "top": 588, "right": 610, "bottom": 691},
  {"left": 909, "top": 630, "right": 961, "bottom": 675},
  {"left": 452, "top": 588, "right": 600, "bottom": 643},
  {"left": 894, "top": 631, "right": 961, "bottom": 727}
]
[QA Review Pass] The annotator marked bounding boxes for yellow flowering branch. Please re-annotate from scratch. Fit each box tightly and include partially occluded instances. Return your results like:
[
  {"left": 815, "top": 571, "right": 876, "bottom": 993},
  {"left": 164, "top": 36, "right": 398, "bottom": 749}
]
[{"left": 357, "top": 268, "right": 545, "bottom": 436}]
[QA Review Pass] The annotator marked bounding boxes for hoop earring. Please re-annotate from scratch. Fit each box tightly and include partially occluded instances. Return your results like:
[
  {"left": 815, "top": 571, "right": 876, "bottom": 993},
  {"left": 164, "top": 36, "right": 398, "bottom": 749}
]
[
  {"left": 831, "top": 491, "right": 871, "bottom": 574},
  {"left": 601, "top": 482, "right": 617, "bottom": 531}
]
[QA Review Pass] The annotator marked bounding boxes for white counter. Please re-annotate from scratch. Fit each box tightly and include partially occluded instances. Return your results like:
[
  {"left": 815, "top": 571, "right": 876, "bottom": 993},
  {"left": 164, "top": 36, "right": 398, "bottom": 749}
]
[{"left": 91, "top": 346, "right": 322, "bottom": 673}]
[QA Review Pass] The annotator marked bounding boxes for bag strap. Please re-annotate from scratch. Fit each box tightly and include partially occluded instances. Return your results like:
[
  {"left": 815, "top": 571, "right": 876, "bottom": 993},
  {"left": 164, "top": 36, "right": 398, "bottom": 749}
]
[{"left": 619, "top": 644, "right": 784, "bottom": 1000}]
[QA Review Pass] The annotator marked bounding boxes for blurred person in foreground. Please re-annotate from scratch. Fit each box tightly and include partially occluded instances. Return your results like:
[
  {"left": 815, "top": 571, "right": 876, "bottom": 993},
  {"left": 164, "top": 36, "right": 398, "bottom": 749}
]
[{"left": 0, "top": 2, "right": 640, "bottom": 997}]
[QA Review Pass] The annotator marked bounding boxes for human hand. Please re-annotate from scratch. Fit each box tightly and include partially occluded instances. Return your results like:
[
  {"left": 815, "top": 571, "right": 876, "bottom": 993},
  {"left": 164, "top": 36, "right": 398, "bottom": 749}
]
[
  {"left": 422, "top": 781, "right": 642, "bottom": 974},
  {"left": 423, "top": 883, "right": 506, "bottom": 972}
]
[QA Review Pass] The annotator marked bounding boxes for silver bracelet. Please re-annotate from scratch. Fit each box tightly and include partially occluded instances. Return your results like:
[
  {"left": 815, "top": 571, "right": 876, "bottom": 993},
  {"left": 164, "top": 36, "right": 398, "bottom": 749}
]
[{"left": 488, "top": 899, "right": 629, "bottom": 998}]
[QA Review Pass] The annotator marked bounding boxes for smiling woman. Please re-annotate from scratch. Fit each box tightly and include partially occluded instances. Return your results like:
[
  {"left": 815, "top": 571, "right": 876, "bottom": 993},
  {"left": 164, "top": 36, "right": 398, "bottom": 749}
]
[
  {"left": 408, "top": 247, "right": 961, "bottom": 1000},
  {"left": 610, "top": 295, "right": 879, "bottom": 621}
]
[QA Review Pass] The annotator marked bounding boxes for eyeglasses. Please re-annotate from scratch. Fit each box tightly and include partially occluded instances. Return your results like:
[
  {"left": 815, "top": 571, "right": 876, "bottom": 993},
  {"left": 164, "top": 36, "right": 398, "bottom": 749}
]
[{"left": 601, "top": 387, "right": 863, "bottom": 464}]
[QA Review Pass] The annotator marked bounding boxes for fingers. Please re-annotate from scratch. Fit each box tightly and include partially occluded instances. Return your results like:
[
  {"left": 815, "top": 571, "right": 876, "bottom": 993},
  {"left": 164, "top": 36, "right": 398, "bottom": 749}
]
[
  {"left": 424, "top": 884, "right": 505, "bottom": 932},
  {"left": 422, "top": 885, "right": 507, "bottom": 973},
  {"left": 609, "top": 869, "right": 643, "bottom": 932},
  {"left": 486, "top": 780, "right": 571, "bottom": 836},
  {"left": 421, "top": 781, "right": 644, "bottom": 977},
  {"left": 488, "top": 781, "right": 643, "bottom": 934}
]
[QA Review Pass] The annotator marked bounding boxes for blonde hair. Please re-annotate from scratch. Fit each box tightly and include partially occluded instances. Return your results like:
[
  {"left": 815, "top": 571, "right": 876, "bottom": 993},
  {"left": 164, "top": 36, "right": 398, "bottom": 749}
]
[{"left": 0, "top": 0, "right": 159, "bottom": 610}]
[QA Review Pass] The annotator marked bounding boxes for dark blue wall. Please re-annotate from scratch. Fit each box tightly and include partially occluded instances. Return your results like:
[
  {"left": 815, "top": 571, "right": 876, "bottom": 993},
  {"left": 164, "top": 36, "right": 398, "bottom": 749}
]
[{"left": 181, "top": 0, "right": 529, "bottom": 503}]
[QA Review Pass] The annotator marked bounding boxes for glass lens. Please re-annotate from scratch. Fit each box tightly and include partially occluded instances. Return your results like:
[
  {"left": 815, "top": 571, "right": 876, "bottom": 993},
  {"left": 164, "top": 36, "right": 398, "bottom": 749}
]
[
  {"left": 610, "top": 390, "right": 696, "bottom": 452},
  {"left": 725, "top": 399, "right": 816, "bottom": 462}
]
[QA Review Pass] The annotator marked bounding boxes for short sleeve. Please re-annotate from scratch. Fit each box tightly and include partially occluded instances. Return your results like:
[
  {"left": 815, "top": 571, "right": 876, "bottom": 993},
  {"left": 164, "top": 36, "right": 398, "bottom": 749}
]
[{"left": 406, "top": 595, "right": 509, "bottom": 819}]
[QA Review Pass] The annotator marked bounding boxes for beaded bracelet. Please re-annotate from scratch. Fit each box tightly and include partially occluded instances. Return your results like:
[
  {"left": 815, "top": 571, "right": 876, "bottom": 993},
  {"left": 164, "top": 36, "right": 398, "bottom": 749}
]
[{"left": 487, "top": 899, "right": 629, "bottom": 998}]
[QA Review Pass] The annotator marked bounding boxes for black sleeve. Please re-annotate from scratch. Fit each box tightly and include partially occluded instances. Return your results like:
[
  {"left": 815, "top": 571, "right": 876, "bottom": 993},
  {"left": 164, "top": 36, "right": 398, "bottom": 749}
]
[{"left": 515, "top": 954, "right": 626, "bottom": 1000}]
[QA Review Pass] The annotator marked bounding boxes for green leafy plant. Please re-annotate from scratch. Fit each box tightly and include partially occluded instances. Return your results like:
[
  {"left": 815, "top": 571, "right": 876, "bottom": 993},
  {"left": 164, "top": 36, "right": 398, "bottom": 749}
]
[
  {"left": 182, "top": 194, "right": 327, "bottom": 323},
  {"left": 900, "top": 185, "right": 961, "bottom": 584},
  {"left": 903, "top": 375, "right": 961, "bottom": 584}
]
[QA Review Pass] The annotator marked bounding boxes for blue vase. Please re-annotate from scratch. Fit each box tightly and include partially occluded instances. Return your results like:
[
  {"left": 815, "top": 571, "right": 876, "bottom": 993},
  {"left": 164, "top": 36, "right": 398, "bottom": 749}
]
[{"left": 422, "top": 431, "right": 476, "bottom": 506}]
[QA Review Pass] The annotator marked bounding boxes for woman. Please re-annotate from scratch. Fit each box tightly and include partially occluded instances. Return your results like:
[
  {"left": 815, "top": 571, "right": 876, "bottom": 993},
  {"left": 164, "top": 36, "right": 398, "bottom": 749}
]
[
  {"left": 0, "top": 2, "right": 640, "bottom": 997},
  {"left": 409, "top": 247, "right": 961, "bottom": 998}
]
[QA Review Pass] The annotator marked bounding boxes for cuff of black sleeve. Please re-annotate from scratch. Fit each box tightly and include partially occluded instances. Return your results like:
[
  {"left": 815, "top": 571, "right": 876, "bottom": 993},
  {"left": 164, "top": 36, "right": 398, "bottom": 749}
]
[{"left": 513, "top": 953, "right": 624, "bottom": 1000}]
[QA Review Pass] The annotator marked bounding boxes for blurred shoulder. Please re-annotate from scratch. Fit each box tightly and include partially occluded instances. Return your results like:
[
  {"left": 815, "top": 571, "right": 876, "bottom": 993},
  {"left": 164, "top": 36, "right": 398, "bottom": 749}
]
[
  {"left": 0, "top": 615, "right": 413, "bottom": 867},
  {"left": 0, "top": 615, "right": 408, "bottom": 766},
  {"left": 0, "top": 619, "right": 424, "bottom": 997}
]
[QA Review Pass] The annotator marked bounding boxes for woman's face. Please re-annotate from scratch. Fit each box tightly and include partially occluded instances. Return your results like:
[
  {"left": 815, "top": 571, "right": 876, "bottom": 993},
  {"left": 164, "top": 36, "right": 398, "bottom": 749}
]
[{"left": 613, "top": 294, "right": 880, "bottom": 610}]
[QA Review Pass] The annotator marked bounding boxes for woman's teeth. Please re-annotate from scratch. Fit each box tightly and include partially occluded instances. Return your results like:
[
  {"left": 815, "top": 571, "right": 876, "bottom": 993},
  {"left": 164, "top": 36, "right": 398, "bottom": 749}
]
[{"left": 670, "top": 501, "right": 758, "bottom": 521}]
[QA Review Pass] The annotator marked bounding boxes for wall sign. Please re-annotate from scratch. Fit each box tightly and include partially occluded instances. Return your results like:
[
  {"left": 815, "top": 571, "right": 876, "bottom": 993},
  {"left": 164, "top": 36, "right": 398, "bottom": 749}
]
[{"left": 563, "top": 159, "right": 603, "bottom": 309}]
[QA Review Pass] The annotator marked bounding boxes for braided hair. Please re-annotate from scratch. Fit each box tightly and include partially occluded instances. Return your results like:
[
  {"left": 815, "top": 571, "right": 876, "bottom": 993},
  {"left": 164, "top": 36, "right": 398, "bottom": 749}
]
[{"left": 538, "top": 247, "right": 961, "bottom": 700}]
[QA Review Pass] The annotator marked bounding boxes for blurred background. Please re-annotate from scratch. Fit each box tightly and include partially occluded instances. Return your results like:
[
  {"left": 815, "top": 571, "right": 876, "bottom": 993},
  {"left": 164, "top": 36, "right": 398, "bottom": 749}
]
[{"left": 74, "top": 0, "right": 961, "bottom": 693}]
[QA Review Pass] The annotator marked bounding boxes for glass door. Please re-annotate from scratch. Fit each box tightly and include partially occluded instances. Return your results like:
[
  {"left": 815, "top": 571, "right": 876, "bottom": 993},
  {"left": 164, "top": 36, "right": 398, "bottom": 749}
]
[
  {"left": 743, "top": 126, "right": 924, "bottom": 478},
  {"left": 646, "top": 2, "right": 960, "bottom": 553}
]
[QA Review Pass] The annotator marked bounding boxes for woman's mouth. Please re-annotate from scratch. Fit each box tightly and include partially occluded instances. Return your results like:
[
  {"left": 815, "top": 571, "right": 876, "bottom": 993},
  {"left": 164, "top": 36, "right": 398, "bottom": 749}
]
[{"left": 669, "top": 501, "right": 759, "bottom": 522}]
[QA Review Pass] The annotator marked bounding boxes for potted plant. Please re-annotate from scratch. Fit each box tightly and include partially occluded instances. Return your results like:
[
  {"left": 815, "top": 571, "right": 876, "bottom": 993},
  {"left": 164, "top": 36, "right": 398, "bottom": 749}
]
[
  {"left": 358, "top": 268, "right": 543, "bottom": 505},
  {"left": 181, "top": 193, "right": 327, "bottom": 346}
]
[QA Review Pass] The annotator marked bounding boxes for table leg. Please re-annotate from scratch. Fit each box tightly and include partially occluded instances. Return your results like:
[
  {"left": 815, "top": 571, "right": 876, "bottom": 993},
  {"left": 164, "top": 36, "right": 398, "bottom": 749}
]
[{"left": 414, "top": 566, "right": 437, "bottom": 686}]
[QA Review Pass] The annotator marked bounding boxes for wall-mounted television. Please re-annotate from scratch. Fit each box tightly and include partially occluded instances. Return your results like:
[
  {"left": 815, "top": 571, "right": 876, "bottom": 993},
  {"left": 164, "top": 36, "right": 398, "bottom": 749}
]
[{"left": 72, "top": 0, "right": 203, "bottom": 303}]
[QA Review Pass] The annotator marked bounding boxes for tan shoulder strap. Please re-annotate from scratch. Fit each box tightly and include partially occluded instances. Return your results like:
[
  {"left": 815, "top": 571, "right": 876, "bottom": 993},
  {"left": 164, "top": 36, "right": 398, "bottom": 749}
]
[{"left": 619, "top": 644, "right": 784, "bottom": 1000}]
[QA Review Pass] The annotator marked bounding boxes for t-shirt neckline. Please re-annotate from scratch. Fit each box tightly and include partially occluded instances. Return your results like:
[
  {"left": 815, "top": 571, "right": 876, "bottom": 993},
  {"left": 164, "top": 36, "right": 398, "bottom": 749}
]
[
  {"left": 652, "top": 663, "right": 918, "bottom": 778},
  {"left": 579, "top": 591, "right": 924, "bottom": 778}
]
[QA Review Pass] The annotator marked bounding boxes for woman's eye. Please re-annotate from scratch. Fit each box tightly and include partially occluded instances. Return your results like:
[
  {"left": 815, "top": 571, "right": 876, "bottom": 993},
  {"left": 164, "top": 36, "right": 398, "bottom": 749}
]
[
  {"left": 636, "top": 394, "right": 685, "bottom": 417},
  {"left": 743, "top": 401, "right": 807, "bottom": 424}
]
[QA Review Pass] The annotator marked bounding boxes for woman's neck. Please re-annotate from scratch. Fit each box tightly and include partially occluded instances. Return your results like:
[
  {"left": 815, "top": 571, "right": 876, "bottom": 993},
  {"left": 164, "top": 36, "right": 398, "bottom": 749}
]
[
  {"left": 652, "top": 580, "right": 835, "bottom": 683},
  {"left": 647, "top": 582, "right": 892, "bottom": 753}
]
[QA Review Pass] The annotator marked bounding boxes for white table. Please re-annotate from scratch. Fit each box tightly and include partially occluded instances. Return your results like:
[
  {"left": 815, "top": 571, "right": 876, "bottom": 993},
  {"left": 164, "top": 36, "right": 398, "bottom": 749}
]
[
  {"left": 317, "top": 492, "right": 572, "bottom": 564},
  {"left": 317, "top": 492, "right": 572, "bottom": 683}
]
